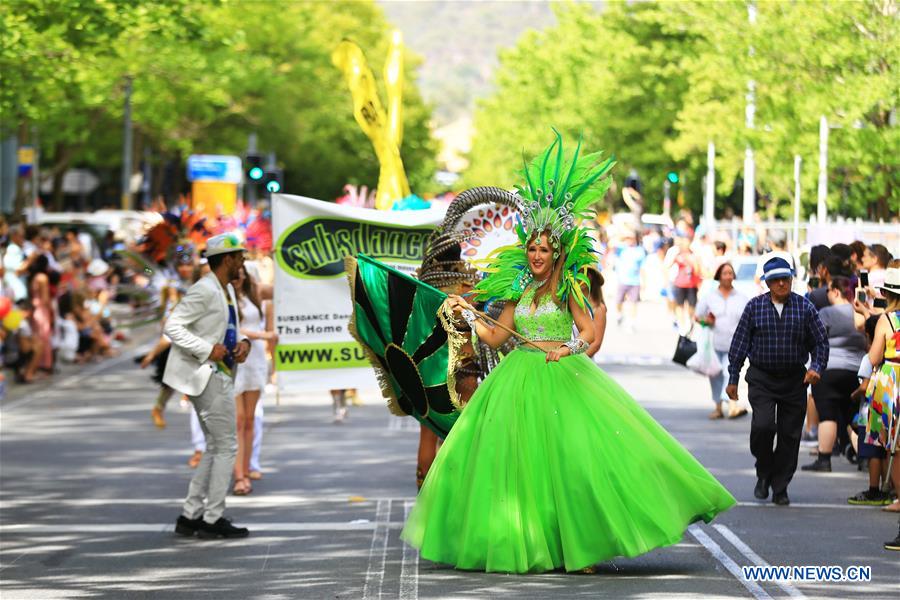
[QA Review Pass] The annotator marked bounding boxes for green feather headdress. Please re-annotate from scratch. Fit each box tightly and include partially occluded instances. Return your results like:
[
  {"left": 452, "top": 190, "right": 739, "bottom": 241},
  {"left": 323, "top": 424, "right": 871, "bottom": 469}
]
[{"left": 472, "top": 130, "right": 615, "bottom": 310}]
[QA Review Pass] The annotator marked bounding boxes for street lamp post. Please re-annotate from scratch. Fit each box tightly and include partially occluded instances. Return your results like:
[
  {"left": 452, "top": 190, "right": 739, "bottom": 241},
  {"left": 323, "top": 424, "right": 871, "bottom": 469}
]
[
  {"left": 120, "top": 76, "right": 133, "bottom": 210},
  {"left": 704, "top": 141, "right": 716, "bottom": 232},
  {"left": 743, "top": 1, "right": 757, "bottom": 224},
  {"left": 817, "top": 116, "right": 828, "bottom": 223},
  {"left": 246, "top": 132, "right": 258, "bottom": 206},
  {"left": 793, "top": 155, "right": 801, "bottom": 250}
]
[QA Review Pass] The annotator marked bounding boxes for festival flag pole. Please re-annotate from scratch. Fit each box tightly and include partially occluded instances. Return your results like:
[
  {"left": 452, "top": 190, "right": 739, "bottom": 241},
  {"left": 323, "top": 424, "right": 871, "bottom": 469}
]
[{"left": 466, "top": 307, "right": 549, "bottom": 355}]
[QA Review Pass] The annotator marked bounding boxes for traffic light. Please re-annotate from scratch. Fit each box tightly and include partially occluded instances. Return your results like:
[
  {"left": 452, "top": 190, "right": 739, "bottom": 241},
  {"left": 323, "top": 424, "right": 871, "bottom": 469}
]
[
  {"left": 666, "top": 171, "right": 680, "bottom": 184},
  {"left": 245, "top": 153, "right": 264, "bottom": 182},
  {"left": 263, "top": 169, "right": 284, "bottom": 194}
]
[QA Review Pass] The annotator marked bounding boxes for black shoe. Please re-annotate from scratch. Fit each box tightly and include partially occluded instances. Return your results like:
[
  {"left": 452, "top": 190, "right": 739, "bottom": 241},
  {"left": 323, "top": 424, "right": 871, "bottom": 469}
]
[
  {"left": 175, "top": 515, "right": 203, "bottom": 537},
  {"left": 845, "top": 446, "right": 858, "bottom": 465},
  {"left": 754, "top": 477, "right": 770, "bottom": 500},
  {"left": 847, "top": 488, "right": 892, "bottom": 506},
  {"left": 800, "top": 457, "right": 832, "bottom": 472},
  {"left": 885, "top": 526, "right": 900, "bottom": 551},
  {"left": 773, "top": 491, "right": 790, "bottom": 506},
  {"left": 197, "top": 517, "right": 249, "bottom": 539}
]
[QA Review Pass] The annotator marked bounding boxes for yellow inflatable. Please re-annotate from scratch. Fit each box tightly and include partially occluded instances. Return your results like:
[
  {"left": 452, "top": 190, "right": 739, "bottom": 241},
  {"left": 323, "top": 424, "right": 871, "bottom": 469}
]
[{"left": 332, "top": 32, "right": 411, "bottom": 211}]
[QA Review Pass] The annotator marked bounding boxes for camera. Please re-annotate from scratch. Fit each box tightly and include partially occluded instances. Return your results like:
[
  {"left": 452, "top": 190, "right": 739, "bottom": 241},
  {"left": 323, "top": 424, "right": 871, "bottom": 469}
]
[
  {"left": 860, "top": 270, "right": 869, "bottom": 287},
  {"left": 855, "top": 288, "right": 868, "bottom": 304}
]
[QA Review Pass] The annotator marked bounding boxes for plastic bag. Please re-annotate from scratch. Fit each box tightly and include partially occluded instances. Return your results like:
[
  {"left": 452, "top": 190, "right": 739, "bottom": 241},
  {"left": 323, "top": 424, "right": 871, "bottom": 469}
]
[{"left": 686, "top": 325, "right": 722, "bottom": 377}]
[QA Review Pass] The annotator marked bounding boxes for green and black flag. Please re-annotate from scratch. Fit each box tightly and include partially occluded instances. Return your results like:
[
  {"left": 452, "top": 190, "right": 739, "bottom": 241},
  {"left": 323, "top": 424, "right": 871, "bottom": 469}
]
[{"left": 345, "top": 253, "right": 460, "bottom": 438}]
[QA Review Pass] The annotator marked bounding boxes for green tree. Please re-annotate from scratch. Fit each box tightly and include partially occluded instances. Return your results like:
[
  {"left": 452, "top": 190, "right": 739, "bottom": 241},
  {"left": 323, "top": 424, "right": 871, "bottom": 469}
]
[
  {"left": 0, "top": 0, "right": 437, "bottom": 211},
  {"left": 663, "top": 0, "right": 898, "bottom": 219},
  {"left": 466, "top": 0, "right": 898, "bottom": 221},
  {"left": 464, "top": 1, "right": 702, "bottom": 214}
]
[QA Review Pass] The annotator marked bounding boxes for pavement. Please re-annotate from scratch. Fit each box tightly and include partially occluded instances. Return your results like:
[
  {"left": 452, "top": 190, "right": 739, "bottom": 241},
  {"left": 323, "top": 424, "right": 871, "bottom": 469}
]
[{"left": 1, "top": 300, "right": 898, "bottom": 599}]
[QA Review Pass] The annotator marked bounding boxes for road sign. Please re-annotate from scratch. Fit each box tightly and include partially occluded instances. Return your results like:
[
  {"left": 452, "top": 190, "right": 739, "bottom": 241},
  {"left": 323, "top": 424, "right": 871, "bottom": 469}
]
[
  {"left": 187, "top": 155, "right": 242, "bottom": 183},
  {"left": 18, "top": 146, "right": 35, "bottom": 177}
]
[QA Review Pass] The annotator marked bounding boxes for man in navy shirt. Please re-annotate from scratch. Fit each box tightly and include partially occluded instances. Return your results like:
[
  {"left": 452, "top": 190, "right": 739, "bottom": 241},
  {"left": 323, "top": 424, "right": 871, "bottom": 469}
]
[{"left": 727, "top": 257, "right": 829, "bottom": 506}]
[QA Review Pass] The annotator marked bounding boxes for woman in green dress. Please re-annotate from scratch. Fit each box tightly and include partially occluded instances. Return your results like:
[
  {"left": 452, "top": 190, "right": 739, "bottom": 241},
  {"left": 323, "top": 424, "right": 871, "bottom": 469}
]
[{"left": 400, "top": 133, "right": 736, "bottom": 573}]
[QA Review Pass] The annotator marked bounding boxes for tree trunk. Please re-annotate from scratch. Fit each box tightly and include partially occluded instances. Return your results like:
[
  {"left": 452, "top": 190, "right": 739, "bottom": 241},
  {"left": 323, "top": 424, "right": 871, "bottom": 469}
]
[
  {"left": 50, "top": 142, "right": 72, "bottom": 212},
  {"left": 13, "top": 123, "right": 28, "bottom": 219}
]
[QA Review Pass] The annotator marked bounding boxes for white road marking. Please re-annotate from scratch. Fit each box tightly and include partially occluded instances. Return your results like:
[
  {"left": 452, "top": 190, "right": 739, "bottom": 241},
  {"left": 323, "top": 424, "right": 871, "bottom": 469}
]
[
  {"left": 362, "top": 499, "right": 392, "bottom": 600},
  {"left": 260, "top": 543, "right": 272, "bottom": 572},
  {"left": 688, "top": 524, "right": 773, "bottom": 600},
  {"left": 735, "top": 501, "right": 869, "bottom": 510},
  {"left": 399, "top": 500, "right": 419, "bottom": 600},
  {"left": 593, "top": 354, "right": 667, "bottom": 366},
  {"left": 388, "top": 417, "right": 419, "bottom": 432},
  {"left": 0, "top": 522, "right": 404, "bottom": 533},
  {"left": 713, "top": 524, "right": 806, "bottom": 599},
  {"left": 0, "top": 495, "right": 418, "bottom": 509},
  {"left": 0, "top": 496, "right": 874, "bottom": 511}
]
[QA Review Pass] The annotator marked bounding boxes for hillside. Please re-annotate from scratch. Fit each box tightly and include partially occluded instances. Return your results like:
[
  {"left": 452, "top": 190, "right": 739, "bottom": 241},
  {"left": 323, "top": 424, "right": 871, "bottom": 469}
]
[{"left": 378, "top": 0, "right": 559, "bottom": 125}]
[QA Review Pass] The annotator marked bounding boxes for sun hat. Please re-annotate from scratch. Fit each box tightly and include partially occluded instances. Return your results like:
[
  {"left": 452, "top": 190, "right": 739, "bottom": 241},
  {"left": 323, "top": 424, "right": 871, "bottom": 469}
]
[{"left": 878, "top": 267, "right": 900, "bottom": 294}]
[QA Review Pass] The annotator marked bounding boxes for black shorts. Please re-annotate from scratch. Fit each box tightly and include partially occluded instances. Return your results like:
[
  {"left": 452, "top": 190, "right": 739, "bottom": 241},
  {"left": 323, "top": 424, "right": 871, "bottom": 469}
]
[
  {"left": 811, "top": 369, "right": 859, "bottom": 423},
  {"left": 672, "top": 286, "right": 698, "bottom": 307},
  {"left": 857, "top": 425, "right": 887, "bottom": 459}
]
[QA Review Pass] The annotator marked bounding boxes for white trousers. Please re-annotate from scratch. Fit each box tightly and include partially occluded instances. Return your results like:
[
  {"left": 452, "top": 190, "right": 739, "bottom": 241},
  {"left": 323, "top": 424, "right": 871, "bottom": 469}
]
[
  {"left": 190, "top": 391, "right": 264, "bottom": 470},
  {"left": 182, "top": 372, "right": 237, "bottom": 524}
]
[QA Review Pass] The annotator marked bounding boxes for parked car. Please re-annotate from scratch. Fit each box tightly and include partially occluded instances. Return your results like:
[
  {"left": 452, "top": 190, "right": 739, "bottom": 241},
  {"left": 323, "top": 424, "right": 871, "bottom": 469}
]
[
  {"left": 29, "top": 209, "right": 159, "bottom": 253},
  {"left": 698, "top": 255, "right": 764, "bottom": 302}
]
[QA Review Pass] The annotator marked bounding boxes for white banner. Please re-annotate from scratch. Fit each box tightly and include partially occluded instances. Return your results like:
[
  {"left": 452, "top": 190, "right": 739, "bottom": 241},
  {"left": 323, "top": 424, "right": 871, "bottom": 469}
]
[{"left": 272, "top": 194, "right": 446, "bottom": 392}]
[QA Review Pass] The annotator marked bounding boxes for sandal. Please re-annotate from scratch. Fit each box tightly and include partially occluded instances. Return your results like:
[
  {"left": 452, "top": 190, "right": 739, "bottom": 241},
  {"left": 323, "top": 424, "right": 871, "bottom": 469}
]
[
  {"left": 883, "top": 501, "right": 900, "bottom": 513},
  {"left": 416, "top": 468, "right": 426, "bottom": 491},
  {"left": 728, "top": 408, "right": 749, "bottom": 419},
  {"left": 248, "top": 470, "right": 263, "bottom": 481},
  {"left": 233, "top": 478, "right": 251, "bottom": 496},
  {"left": 708, "top": 409, "right": 724, "bottom": 420}
]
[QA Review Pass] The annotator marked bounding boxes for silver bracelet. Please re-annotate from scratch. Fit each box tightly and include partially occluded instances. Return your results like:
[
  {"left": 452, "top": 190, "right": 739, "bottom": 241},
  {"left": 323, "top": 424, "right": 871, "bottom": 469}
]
[
  {"left": 461, "top": 309, "right": 478, "bottom": 328},
  {"left": 564, "top": 338, "right": 588, "bottom": 355}
]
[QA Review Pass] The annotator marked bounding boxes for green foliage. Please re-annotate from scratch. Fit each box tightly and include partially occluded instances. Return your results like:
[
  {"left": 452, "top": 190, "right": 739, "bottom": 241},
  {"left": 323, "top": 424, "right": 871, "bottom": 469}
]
[
  {"left": 465, "top": 0, "right": 898, "bottom": 220},
  {"left": 0, "top": 0, "right": 436, "bottom": 204}
]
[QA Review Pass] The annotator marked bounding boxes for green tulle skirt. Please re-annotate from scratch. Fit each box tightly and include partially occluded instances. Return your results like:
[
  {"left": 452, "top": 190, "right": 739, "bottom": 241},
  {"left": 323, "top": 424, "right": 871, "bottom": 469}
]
[{"left": 401, "top": 348, "right": 737, "bottom": 573}]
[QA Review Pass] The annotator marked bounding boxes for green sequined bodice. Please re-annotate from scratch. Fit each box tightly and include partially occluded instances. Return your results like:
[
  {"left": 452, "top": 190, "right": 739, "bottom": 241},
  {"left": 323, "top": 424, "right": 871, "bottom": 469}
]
[{"left": 514, "top": 284, "right": 574, "bottom": 342}]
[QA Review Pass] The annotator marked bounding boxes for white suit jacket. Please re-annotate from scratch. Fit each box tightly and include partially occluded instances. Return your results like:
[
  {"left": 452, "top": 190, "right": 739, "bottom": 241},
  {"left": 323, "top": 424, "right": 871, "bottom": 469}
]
[{"left": 163, "top": 272, "right": 241, "bottom": 397}]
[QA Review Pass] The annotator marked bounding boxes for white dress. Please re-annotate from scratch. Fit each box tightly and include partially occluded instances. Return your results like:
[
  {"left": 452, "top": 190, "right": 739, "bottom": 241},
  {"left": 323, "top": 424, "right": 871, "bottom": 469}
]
[{"left": 234, "top": 297, "right": 268, "bottom": 395}]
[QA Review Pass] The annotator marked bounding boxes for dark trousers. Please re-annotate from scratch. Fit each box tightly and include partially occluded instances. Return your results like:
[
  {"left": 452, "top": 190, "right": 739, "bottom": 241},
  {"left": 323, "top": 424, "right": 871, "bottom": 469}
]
[{"left": 746, "top": 365, "right": 807, "bottom": 495}]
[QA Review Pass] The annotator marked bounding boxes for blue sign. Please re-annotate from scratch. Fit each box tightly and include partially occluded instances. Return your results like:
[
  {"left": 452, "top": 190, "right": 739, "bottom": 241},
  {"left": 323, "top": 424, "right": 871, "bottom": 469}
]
[{"left": 187, "top": 155, "right": 242, "bottom": 183}]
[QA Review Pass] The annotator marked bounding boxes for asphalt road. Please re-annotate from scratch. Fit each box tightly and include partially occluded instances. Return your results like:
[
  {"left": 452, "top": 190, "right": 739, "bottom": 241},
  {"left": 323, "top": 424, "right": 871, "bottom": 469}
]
[{"left": 1, "top": 302, "right": 898, "bottom": 599}]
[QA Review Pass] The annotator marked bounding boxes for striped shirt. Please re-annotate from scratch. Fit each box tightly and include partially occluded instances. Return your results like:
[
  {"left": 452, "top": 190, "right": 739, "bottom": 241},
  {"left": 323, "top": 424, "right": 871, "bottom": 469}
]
[{"left": 728, "top": 292, "right": 829, "bottom": 386}]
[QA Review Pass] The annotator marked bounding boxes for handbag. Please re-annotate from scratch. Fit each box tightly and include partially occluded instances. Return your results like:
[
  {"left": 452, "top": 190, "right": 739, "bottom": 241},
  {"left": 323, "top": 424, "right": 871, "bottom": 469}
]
[{"left": 672, "top": 325, "right": 697, "bottom": 366}]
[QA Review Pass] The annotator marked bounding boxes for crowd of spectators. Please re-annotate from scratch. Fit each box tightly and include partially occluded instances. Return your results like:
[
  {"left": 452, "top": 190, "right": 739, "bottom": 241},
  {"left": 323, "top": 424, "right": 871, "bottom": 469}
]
[{"left": 0, "top": 219, "right": 130, "bottom": 385}]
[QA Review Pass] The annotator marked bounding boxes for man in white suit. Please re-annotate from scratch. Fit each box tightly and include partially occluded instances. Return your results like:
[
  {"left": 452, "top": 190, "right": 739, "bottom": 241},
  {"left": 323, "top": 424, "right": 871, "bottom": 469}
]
[{"left": 165, "top": 232, "right": 252, "bottom": 539}]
